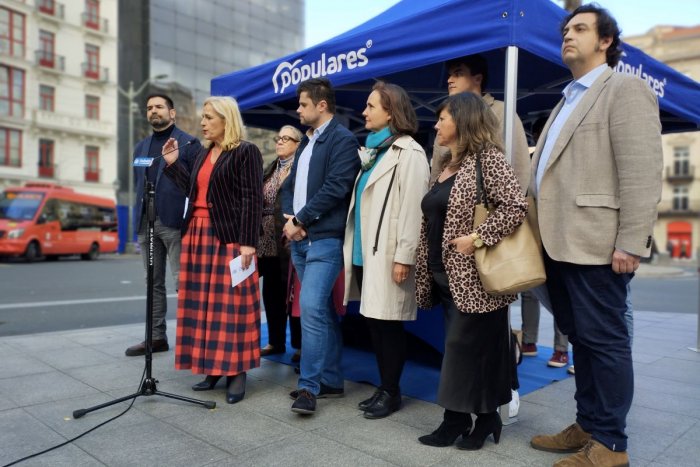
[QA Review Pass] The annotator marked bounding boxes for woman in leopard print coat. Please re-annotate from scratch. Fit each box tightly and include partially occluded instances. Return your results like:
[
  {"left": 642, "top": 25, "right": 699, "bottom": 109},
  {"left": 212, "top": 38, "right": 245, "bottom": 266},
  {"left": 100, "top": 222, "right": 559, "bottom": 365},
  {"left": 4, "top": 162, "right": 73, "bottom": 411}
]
[{"left": 416, "top": 93, "right": 527, "bottom": 451}]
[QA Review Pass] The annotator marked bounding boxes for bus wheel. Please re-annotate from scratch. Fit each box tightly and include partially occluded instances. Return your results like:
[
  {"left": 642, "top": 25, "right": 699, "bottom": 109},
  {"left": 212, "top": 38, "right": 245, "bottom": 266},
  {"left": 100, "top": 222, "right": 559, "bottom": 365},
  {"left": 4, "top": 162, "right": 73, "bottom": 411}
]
[
  {"left": 24, "top": 241, "right": 41, "bottom": 262},
  {"left": 81, "top": 243, "right": 100, "bottom": 261}
]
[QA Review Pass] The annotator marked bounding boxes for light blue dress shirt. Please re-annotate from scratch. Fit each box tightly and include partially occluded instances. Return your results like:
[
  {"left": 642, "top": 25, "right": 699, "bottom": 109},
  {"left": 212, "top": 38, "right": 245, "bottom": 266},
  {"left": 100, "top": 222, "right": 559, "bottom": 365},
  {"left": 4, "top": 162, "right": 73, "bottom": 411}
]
[
  {"left": 293, "top": 118, "right": 332, "bottom": 215},
  {"left": 535, "top": 64, "right": 609, "bottom": 191}
]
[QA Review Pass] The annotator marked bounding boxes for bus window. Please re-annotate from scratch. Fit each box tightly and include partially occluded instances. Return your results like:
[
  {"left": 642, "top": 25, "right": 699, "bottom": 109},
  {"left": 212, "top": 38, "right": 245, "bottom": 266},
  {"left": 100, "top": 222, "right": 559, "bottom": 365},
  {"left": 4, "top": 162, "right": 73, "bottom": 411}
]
[
  {"left": 0, "top": 192, "right": 45, "bottom": 221},
  {"left": 38, "top": 199, "right": 60, "bottom": 223},
  {"left": 55, "top": 199, "right": 117, "bottom": 231}
]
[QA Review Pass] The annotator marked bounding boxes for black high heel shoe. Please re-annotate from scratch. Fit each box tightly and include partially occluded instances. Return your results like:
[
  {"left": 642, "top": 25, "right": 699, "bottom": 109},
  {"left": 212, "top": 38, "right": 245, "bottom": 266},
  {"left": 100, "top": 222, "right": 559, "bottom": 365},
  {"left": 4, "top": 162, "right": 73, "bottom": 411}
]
[
  {"left": 226, "top": 372, "right": 246, "bottom": 404},
  {"left": 455, "top": 412, "right": 502, "bottom": 450},
  {"left": 418, "top": 411, "right": 472, "bottom": 447},
  {"left": 192, "top": 375, "right": 222, "bottom": 391}
]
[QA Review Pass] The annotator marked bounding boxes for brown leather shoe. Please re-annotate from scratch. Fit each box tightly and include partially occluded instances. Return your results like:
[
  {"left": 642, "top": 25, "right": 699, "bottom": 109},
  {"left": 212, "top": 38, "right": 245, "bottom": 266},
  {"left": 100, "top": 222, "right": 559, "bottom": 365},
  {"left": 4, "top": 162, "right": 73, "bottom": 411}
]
[
  {"left": 553, "top": 440, "right": 629, "bottom": 467},
  {"left": 531, "top": 423, "right": 591, "bottom": 453},
  {"left": 125, "top": 339, "right": 169, "bottom": 357}
]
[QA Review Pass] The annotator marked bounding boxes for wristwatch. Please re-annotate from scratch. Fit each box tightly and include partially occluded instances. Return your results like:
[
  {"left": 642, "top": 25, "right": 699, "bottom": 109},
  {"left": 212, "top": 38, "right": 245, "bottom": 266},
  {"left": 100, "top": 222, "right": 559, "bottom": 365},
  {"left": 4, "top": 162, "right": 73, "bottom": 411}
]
[
  {"left": 470, "top": 232, "right": 484, "bottom": 248},
  {"left": 292, "top": 216, "right": 304, "bottom": 228}
]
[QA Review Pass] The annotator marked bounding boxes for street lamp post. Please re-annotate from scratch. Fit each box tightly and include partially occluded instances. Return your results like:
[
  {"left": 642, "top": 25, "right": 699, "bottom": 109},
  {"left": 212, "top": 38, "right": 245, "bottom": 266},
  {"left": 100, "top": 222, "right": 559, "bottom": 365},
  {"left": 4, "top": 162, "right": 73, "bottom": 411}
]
[{"left": 118, "top": 74, "right": 167, "bottom": 253}]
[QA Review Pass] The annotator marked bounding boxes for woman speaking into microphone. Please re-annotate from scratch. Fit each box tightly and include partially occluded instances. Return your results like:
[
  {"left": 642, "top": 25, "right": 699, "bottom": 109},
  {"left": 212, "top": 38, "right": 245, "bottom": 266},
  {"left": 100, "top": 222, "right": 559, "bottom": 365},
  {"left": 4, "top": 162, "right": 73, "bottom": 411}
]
[{"left": 162, "top": 96, "right": 263, "bottom": 404}]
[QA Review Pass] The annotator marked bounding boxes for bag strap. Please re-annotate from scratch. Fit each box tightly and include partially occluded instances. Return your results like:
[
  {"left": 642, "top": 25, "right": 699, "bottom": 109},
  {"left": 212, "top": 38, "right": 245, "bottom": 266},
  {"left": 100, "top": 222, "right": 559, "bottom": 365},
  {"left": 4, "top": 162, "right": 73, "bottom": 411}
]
[
  {"left": 474, "top": 154, "right": 489, "bottom": 208},
  {"left": 373, "top": 165, "right": 398, "bottom": 255}
]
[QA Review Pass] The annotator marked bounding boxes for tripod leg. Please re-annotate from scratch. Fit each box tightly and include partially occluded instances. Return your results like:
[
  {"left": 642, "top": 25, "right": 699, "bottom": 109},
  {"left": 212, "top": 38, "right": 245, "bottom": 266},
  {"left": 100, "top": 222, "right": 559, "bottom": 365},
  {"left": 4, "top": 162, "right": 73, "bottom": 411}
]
[
  {"left": 73, "top": 391, "right": 142, "bottom": 419},
  {"left": 155, "top": 390, "right": 217, "bottom": 409}
]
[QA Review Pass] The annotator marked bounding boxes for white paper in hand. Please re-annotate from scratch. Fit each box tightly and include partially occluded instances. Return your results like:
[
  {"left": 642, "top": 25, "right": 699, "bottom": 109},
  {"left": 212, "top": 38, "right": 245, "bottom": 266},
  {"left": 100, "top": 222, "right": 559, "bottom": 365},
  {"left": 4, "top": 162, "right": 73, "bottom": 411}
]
[{"left": 229, "top": 256, "right": 255, "bottom": 288}]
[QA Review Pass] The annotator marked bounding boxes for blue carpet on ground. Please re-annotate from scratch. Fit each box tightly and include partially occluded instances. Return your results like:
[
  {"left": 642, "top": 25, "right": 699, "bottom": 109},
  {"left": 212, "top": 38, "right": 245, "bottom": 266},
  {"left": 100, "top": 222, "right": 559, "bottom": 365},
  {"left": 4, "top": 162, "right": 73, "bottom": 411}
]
[{"left": 260, "top": 326, "right": 571, "bottom": 403}]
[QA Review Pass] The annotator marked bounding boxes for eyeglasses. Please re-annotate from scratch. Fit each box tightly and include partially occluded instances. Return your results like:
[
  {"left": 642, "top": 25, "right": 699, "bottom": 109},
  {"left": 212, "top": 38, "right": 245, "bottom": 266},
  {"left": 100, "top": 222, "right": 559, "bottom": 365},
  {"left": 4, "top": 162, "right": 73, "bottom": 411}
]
[{"left": 274, "top": 135, "right": 299, "bottom": 144}]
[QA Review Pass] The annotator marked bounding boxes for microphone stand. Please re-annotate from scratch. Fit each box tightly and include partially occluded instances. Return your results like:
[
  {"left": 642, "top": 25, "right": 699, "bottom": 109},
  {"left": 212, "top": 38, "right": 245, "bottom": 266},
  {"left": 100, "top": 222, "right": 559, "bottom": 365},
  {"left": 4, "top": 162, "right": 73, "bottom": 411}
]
[{"left": 73, "top": 182, "right": 215, "bottom": 419}]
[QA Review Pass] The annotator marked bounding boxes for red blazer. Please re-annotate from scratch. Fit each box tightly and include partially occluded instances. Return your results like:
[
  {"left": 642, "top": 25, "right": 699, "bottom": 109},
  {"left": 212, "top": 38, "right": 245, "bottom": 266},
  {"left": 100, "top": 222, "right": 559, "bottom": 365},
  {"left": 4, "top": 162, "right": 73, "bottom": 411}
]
[{"left": 164, "top": 140, "right": 263, "bottom": 246}]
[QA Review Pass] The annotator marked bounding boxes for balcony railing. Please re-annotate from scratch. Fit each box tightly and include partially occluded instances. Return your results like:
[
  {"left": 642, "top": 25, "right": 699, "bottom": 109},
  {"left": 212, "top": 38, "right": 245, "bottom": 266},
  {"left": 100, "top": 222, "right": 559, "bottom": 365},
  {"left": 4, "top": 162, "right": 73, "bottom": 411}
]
[
  {"left": 81, "top": 13, "right": 108, "bottom": 34},
  {"left": 36, "top": 0, "right": 65, "bottom": 20},
  {"left": 81, "top": 63, "right": 109, "bottom": 83},
  {"left": 33, "top": 109, "right": 114, "bottom": 138},
  {"left": 38, "top": 164, "right": 55, "bottom": 178},
  {"left": 84, "top": 168, "right": 100, "bottom": 182},
  {"left": 35, "top": 50, "right": 65, "bottom": 72},
  {"left": 665, "top": 165, "right": 695, "bottom": 182}
]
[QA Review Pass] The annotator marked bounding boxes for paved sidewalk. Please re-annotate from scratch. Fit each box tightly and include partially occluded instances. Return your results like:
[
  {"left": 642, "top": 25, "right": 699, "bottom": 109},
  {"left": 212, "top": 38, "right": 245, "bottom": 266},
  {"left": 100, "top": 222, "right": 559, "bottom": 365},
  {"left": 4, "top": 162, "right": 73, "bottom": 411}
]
[{"left": 1, "top": 309, "right": 699, "bottom": 466}]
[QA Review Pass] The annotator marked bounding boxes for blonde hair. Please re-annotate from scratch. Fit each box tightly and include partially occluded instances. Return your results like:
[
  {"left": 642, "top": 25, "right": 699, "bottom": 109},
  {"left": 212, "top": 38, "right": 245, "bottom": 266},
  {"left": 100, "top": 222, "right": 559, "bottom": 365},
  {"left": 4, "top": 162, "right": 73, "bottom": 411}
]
[
  {"left": 203, "top": 96, "right": 247, "bottom": 151},
  {"left": 436, "top": 92, "right": 503, "bottom": 169}
]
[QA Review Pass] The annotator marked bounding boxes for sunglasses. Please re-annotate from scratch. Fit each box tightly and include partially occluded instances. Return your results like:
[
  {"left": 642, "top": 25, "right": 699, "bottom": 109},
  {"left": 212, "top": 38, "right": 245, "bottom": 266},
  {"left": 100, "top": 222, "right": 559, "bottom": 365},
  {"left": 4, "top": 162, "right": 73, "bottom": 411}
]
[{"left": 273, "top": 135, "right": 300, "bottom": 143}]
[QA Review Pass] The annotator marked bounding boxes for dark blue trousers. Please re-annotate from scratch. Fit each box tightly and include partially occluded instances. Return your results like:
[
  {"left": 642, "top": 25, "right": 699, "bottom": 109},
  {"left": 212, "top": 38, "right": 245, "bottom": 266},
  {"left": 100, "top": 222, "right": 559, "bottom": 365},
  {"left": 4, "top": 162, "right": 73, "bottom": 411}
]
[{"left": 544, "top": 252, "right": 633, "bottom": 452}]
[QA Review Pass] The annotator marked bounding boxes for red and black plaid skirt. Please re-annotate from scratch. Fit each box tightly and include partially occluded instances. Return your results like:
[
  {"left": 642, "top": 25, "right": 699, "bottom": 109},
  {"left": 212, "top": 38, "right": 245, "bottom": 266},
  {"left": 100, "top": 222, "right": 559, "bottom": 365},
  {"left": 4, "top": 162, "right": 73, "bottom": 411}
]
[{"left": 175, "top": 217, "right": 260, "bottom": 375}]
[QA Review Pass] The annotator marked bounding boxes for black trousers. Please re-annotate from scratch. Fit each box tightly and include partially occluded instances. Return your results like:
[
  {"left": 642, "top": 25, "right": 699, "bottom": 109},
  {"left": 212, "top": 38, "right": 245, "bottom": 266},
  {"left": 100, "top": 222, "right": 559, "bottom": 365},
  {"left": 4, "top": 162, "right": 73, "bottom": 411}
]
[
  {"left": 354, "top": 266, "right": 407, "bottom": 396},
  {"left": 259, "top": 256, "right": 301, "bottom": 349}
]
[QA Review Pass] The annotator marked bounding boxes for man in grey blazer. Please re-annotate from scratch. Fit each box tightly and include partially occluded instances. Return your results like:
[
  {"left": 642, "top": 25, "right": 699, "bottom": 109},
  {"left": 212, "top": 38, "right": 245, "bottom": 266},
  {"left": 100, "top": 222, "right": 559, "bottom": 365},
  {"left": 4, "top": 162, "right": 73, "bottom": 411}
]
[{"left": 529, "top": 5, "right": 662, "bottom": 466}]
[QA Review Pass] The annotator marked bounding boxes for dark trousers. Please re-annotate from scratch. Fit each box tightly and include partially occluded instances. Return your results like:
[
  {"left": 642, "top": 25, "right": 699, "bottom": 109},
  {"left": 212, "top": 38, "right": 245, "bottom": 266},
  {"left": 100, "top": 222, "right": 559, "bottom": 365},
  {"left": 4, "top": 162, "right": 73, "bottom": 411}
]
[
  {"left": 544, "top": 252, "right": 633, "bottom": 452},
  {"left": 259, "top": 256, "right": 301, "bottom": 350},
  {"left": 354, "top": 266, "right": 407, "bottom": 396}
]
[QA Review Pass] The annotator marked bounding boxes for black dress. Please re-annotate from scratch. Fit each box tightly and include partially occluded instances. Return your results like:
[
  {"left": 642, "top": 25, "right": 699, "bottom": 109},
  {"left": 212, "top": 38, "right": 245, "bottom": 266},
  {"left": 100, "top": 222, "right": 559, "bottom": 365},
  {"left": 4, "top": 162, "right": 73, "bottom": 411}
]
[{"left": 421, "top": 175, "right": 512, "bottom": 414}]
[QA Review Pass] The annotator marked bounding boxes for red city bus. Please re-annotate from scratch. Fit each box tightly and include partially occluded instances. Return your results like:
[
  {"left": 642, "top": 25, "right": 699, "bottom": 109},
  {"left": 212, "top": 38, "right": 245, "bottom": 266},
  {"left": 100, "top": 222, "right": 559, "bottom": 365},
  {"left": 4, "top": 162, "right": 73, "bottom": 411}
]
[{"left": 0, "top": 183, "right": 118, "bottom": 261}]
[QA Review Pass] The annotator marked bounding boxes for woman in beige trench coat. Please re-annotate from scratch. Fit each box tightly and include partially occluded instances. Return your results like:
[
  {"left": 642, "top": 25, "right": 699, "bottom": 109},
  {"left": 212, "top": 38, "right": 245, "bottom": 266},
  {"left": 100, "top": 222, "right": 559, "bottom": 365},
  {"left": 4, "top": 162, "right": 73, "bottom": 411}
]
[{"left": 343, "top": 81, "right": 430, "bottom": 419}]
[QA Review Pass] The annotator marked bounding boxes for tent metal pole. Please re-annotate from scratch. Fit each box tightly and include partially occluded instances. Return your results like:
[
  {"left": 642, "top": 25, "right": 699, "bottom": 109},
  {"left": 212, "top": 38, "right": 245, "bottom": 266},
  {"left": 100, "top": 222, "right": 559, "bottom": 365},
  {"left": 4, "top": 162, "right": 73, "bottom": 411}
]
[
  {"left": 501, "top": 45, "right": 520, "bottom": 426},
  {"left": 503, "top": 46, "right": 519, "bottom": 164}
]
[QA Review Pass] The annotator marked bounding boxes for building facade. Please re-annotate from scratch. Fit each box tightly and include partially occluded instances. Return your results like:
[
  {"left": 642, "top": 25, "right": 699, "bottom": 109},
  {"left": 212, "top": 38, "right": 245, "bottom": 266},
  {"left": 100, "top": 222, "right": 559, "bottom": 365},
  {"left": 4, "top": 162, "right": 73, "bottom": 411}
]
[
  {"left": 626, "top": 25, "right": 700, "bottom": 259},
  {"left": 117, "top": 0, "right": 304, "bottom": 209},
  {"left": 1, "top": 0, "right": 118, "bottom": 199}
]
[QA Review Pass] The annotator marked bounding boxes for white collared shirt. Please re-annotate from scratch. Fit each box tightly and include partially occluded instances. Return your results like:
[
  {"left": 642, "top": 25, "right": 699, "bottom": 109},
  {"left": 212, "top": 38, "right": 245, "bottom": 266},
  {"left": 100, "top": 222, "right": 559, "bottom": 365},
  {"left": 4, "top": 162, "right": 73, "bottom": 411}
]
[{"left": 293, "top": 118, "right": 332, "bottom": 214}]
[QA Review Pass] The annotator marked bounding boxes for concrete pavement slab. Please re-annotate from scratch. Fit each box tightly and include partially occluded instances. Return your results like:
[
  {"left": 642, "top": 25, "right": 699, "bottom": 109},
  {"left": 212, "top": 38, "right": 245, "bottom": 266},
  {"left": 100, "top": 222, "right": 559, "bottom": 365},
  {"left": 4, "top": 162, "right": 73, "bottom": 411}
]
[
  {"left": 33, "top": 345, "right": 118, "bottom": 371},
  {"left": 635, "top": 373, "right": 700, "bottom": 401},
  {"left": 0, "top": 370, "right": 100, "bottom": 407},
  {"left": 635, "top": 357, "right": 700, "bottom": 385},
  {"left": 72, "top": 417, "right": 230, "bottom": 466},
  {"left": 209, "top": 431, "right": 394, "bottom": 467},
  {"left": 165, "top": 405, "right": 303, "bottom": 455},
  {"left": 431, "top": 450, "right": 530, "bottom": 467},
  {"left": 58, "top": 327, "right": 136, "bottom": 347},
  {"left": 318, "top": 414, "right": 454, "bottom": 467},
  {"left": 63, "top": 360, "right": 157, "bottom": 392},
  {"left": 0, "top": 407, "right": 71, "bottom": 466},
  {"left": 245, "top": 358, "right": 300, "bottom": 388},
  {"left": 5, "top": 443, "right": 106, "bottom": 467},
  {"left": 0, "top": 353, "right": 56, "bottom": 379},
  {"left": 653, "top": 420, "right": 700, "bottom": 467},
  {"left": 1, "top": 310, "right": 699, "bottom": 466},
  {"left": 2, "top": 334, "right": 83, "bottom": 354},
  {"left": 24, "top": 393, "right": 155, "bottom": 438},
  {"left": 380, "top": 395, "right": 444, "bottom": 432}
]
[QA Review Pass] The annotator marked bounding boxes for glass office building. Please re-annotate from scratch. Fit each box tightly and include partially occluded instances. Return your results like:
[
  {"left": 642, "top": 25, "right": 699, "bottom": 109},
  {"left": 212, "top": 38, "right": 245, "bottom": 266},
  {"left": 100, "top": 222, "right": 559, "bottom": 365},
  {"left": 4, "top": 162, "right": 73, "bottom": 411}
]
[{"left": 117, "top": 0, "right": 304, "bottom": 205}]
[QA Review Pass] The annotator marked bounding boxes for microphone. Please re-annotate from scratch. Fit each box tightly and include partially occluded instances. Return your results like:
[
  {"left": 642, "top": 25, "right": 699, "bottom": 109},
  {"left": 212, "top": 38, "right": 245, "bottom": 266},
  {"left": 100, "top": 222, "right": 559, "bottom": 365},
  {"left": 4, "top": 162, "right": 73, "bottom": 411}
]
[{"left": 133, "top": 138, "right": 198, "bottom": 167}]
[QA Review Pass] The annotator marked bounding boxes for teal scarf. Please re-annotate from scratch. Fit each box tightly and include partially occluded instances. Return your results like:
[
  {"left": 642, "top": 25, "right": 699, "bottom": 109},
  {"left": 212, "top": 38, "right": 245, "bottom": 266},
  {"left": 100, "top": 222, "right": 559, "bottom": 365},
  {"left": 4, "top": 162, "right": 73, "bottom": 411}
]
[{"left": 361, "top": 127, "right": 397, "bottom": 171}]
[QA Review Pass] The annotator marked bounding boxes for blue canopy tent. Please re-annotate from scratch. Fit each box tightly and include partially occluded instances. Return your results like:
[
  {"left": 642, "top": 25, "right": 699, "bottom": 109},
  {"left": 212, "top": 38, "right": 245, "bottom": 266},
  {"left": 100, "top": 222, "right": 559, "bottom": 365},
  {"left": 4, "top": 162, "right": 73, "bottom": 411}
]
[
  {"left": 211, "top": 0, "right": 700, "bottom": 142},
  {"left": 211, "top": 0, "right": 700, "bottom": 355}
]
